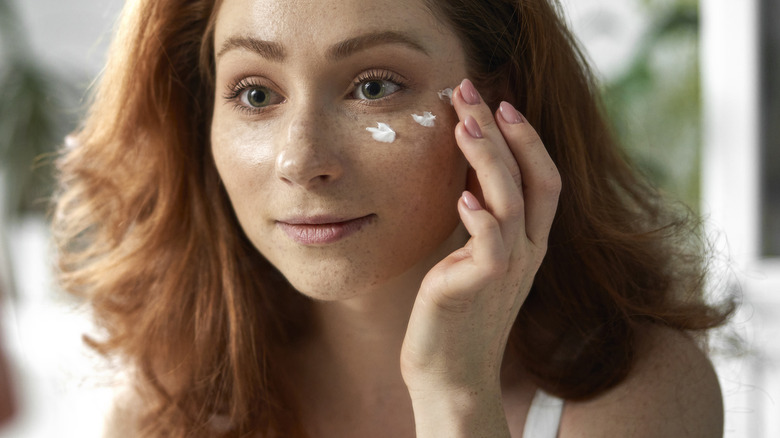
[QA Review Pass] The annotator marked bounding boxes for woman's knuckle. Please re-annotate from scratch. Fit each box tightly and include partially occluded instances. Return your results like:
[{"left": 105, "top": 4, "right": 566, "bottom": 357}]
[
  {"left": 431, "top": 290, "right": 476, "bottom": 314},
  {"left": 521, "top": 131, "right": 543, "bottom": 149},
  {"left": 471, "top": 149, "right": 499, "bottom": 171},
  {"left": 504, "top": 198, "right": 525, "bottom": 222},
  {"left": 510, "top": 167, "right": 522, "bottom": 187},
  {"left": 479, "top": 115, "right": 497, "bottom": 131},
  {"left": 541, "top": 171, "right": 562, "bottom": 195},
  {"left": 483, "top": 215, "right": 502, "bottom": 232},
  {"left": 485, "top": 257, "right": 509, "bottom": 279}
]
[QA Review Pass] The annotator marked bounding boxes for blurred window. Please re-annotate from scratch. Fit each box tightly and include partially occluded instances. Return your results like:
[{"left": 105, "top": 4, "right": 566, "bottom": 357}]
[{"left": 761, "top": 0, "right": 780, "bottom": 257}]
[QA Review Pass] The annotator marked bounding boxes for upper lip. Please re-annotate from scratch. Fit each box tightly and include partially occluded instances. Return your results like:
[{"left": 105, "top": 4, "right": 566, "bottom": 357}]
[{"left": 277, "top": 214, "right": 373, "bottom": 225}]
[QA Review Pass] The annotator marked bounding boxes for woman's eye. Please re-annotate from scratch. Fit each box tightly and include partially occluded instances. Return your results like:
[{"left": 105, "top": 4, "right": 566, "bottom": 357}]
[
  {"left": 353, "top": 79, "right": 401, "bottom": 100},
  {"left": 240, "top": 87, "right": 275, "bottom": 108}
]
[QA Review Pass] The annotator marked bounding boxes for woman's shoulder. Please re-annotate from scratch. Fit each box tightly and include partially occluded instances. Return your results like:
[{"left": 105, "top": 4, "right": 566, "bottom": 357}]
[
  {"left": 102, "top": 384, "right": 144, "bottom": 438},
  {"left": 559, "top": 324, "right": 723, "bottom": 437}
]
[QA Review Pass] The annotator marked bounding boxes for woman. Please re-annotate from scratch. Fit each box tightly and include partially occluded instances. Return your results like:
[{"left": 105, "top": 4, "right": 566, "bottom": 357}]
[{"left": 54, "top": 0, "right": 733, "bottom": 436}]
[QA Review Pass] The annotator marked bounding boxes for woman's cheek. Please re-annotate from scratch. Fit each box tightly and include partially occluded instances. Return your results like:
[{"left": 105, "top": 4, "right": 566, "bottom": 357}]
[
  {"left": 210, "top": 116, "right": 277, "bottom": 210},
  {"left": 354, "top": 102, "right": 466, "bottom": 186},
  {"left": 210, "top": 93, "right": 466, "bottom": 198},
  {"left": 212, "top": 115, "right": 276, "bottom": 167}
]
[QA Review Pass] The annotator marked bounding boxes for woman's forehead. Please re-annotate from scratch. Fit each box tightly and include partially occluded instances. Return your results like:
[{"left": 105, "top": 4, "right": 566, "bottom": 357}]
[{"left": 212, "top": 0, "right": 456, "bottom": 56}]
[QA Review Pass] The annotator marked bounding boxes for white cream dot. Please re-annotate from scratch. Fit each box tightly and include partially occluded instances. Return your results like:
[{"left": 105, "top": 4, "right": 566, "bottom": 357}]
[
  {"left": 437, "top": 88, "right": 453, "bottom": 105},
  {"left": 412, "top": 111, "right": 436, "bottom": 127},
  {"left": 366, "top": 122, "right": 396, "bottom": 143}
]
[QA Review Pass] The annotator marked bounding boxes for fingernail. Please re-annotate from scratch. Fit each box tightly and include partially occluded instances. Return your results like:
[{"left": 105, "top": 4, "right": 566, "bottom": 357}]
[
  {"left": 499, "top": 101, "right": 524, "bottom": 124},
  {"left": 464, "top": 115, "right": 483, "bottom": 138},
  {"left": 460, "top": 79, "right": 481, "bottom": 105},
  {"left": 462, "top": 191, "right": 482, "bottom": 211}
]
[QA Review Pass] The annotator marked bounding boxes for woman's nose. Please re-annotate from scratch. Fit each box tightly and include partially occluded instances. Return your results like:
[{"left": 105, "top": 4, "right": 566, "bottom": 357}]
[{"left": 275, "top": 114, "right": 344, "bottom": 188}]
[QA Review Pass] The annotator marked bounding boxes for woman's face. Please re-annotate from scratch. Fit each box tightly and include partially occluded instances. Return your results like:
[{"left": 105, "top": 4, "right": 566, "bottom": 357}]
[{"left": 211, "top": 0, "right": 470, "bottom": 298}]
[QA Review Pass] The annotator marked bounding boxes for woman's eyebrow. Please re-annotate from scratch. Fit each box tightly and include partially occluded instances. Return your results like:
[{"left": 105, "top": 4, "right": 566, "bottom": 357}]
[
  {"left": 326, "top": 31, "right": 430, "bottom": 60},
  {"left": 216, "top": 31, "right": 430, "bottom": 62},
  {"left": 217, "top": 37, "right": 286, "bottom": 62}
]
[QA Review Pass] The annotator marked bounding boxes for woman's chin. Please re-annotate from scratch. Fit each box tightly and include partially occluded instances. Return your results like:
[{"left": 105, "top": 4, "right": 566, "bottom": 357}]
[
  {"left": 268, "top": 224, "right": 470, "bottom": 303},
  {"left": 285, "top": 277, "right": 367, "bottom": 302},
  {"left": 274, "top": 258, "right": 419, "bottom": 303}
]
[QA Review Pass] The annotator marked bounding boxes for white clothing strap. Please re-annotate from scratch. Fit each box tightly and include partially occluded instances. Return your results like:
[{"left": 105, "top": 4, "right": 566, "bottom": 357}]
[{"left": 522, "top": 389, "right": 564, "bottom": 438}]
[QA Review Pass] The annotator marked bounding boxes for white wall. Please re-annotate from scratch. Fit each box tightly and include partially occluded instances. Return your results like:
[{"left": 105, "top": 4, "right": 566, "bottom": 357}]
[
  {"left": 702, "top": 0, "right": 780, "bottom": 436},
  {"left": 1, "top": 2, "right": 124, "bottom": 437},
  {"left": 12, "top": 0, "right": 123, "bottom": 75}
]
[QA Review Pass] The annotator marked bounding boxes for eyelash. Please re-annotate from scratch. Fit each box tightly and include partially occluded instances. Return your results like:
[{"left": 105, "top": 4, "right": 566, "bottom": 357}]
[
  {"left": 222, "top": 69, "right": 408, "bottom": 115},
  {"left": 222, "top": 77, "right": 278, "bottom": 115},
  {"left": 350, "top": 69, "right": 407, "bottom": 103}
]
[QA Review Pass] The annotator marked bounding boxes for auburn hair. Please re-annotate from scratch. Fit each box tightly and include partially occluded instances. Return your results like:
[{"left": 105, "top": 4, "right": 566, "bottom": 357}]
[{"left": 53, "top": 0, "right": 733, "bottom": 436}]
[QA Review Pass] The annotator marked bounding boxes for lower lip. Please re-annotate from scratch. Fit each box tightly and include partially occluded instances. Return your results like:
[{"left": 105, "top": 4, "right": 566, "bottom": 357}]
[{"left": 277, "top": 215, "right": 375, "bottom": 245}]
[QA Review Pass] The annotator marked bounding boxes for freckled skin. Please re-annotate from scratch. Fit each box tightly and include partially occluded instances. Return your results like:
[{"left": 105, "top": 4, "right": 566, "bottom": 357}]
[
  {"left": 211, "top": 0, "right": 471, "bottom": 300},
  {"left": 202, "top": 4, "right": 723, "bottom": 438}
]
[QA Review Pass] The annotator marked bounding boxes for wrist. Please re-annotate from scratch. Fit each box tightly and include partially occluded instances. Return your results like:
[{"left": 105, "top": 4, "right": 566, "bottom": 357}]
[{"left": 408, "top": 386, "right": 510, "bottom": 438}]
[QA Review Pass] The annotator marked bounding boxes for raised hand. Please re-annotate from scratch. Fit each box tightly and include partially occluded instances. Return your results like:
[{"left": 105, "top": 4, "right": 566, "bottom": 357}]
[{"left": 401, "top": 79, "right": 561, "bottom": 436}]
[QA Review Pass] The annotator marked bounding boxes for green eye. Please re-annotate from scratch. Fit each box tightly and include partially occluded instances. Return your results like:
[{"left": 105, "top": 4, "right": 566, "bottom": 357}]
[
  {"left": 362, "top": 81, "right": 386, "bottom": 99},
  {"left": 354, "top": 79, "right": 401, "bottom": 100},
  {"left": 243, "top": 87, "right": 272, "bottom": 107}
]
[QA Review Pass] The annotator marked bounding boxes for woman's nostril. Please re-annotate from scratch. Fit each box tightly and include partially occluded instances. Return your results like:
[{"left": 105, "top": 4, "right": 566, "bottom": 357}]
[{"left": 275, "top": 145, "right": 343, "bottom": 188}]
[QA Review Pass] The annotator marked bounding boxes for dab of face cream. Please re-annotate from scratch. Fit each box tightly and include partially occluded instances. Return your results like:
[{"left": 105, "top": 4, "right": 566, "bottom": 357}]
[
  {"left": 412, "top": 111, "right": 436, "bottom": 127},
  {"left": 366, "top": 122, "right": 396, "bottom": 143},
  {"left": 437, "top": 88, "right": 453, "bottom": 105}
]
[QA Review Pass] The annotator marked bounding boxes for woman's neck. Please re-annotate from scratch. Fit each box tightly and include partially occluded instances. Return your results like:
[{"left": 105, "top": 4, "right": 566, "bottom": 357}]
[
  {"left": 279, "top": 224, "right": 470, "bottom": 436},
  {"left": 280, "top": 263, "right": 434, "bottom": 437},
  {"left": 286, "top": 222, "right": 469, "bottom": 400},
  {"left": 289, "top": 263, "right": 424, "bottom": 403}
]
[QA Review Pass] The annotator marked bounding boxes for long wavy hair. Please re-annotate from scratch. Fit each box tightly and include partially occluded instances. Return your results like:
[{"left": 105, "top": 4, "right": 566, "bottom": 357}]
[{"left": 53, "top": 0, "right": 733, "bottom": 436}]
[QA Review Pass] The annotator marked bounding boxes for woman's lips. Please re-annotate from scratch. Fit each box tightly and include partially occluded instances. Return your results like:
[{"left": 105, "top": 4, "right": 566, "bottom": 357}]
[{"left": 277, "top": 214, "right": 375, "bottom": 245}]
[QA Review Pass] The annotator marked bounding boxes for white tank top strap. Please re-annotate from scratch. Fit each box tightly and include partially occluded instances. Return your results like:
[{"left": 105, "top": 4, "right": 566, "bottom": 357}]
[{"left": 522, "top": 389, "right": 564, "bottom": 438}]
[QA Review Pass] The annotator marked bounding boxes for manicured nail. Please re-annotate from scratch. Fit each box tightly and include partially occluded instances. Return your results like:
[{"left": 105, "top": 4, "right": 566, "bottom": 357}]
[
  {"left": 462, "top": 191, "right": 482, "bottom": 210},
  {"left": 499, "top": 101, "right": 524, "bottom": 124},
  {"left": 460, "top": 78, "right": 481, "bottom": 105},
  {"left": 464, "top": 115, "right": 483, "bottom": 138}
]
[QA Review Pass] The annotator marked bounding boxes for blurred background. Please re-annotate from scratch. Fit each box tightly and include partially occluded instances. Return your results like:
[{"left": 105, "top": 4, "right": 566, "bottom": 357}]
[{"left": 0, "top": 0, "right": 777, "bottom": 436}]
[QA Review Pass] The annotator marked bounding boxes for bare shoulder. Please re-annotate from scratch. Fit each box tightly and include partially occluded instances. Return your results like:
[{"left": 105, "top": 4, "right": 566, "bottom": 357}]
[
  {"left": 102, "top": 384, "right": 144, "bottom": 438},
  {"left": 559, "top": 325, "right": 723, "bottom": 437}
]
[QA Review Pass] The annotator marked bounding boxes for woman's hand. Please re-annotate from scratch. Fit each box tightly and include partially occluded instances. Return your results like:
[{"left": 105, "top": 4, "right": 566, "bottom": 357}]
[{"left": 400, "top": 79, "right": 561, "bottom": 436}]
